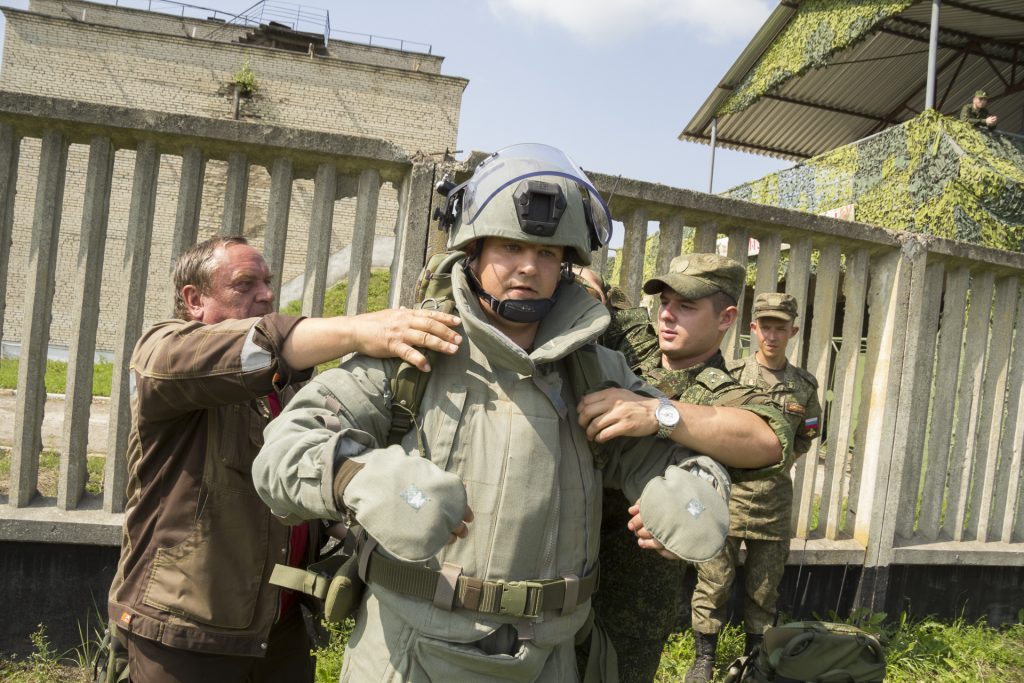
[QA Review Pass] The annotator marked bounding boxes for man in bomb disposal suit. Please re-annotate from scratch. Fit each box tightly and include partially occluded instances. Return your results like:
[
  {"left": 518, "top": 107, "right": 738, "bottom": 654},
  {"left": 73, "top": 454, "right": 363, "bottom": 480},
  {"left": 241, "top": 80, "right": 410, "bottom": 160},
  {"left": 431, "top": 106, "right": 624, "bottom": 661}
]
[{"left": 252, "top": 144, "right": 736, "bottom": 682}]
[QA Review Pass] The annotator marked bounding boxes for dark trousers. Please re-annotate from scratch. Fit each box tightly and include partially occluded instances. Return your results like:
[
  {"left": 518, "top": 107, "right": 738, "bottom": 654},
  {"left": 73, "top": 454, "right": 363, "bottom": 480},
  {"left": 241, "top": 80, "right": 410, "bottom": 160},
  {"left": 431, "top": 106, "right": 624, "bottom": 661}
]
[{"left": 126, "top": 609, "right": 313, "bottom": 683}]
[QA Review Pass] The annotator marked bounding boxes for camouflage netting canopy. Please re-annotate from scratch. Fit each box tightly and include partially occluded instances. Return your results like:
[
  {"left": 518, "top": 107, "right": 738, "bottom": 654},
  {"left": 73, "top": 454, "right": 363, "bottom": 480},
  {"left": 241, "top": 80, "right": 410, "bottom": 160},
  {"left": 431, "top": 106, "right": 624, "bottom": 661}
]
[
  {"left": 726, "top": 110, "right": 1024, "bottom": 251},
  {"left": 680, "top": 0, "right": 1024, "bottom": 160}
]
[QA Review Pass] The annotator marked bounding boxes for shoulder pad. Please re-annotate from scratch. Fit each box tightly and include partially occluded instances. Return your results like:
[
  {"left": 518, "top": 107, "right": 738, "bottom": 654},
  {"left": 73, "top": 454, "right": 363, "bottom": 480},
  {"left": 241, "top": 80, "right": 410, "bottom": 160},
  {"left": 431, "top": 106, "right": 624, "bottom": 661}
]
[
  {"left": 793, "top": 365, "right": 819, "bottom": 388},
  {"left": 695, "top": 367, "right": 735, "bottom": 391},
  {"left": 724, "top": 357, "right": 746, "bottom": 373}
]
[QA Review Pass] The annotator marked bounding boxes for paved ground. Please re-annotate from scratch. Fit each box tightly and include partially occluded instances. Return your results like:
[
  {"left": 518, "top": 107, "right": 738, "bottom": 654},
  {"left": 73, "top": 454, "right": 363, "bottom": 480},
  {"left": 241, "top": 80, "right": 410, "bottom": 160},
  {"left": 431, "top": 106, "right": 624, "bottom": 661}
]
[{"left": 0, "top": 390, "right": 109, "bottom": 453}]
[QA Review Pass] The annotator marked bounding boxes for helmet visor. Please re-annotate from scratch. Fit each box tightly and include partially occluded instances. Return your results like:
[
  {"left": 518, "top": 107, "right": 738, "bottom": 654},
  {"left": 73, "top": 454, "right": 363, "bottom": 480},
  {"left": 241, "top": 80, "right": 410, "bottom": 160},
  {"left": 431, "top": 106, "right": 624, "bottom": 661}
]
[{"left": 458, "top": 143, "right": 613, "bottom": 248}]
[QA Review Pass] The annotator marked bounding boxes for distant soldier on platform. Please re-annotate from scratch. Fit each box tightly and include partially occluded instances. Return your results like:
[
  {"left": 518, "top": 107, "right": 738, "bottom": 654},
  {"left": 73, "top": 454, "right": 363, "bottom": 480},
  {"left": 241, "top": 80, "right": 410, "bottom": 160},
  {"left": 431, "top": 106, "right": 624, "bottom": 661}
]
[{"left": 960, "top": 90, "right": 998, "bottom": 129}]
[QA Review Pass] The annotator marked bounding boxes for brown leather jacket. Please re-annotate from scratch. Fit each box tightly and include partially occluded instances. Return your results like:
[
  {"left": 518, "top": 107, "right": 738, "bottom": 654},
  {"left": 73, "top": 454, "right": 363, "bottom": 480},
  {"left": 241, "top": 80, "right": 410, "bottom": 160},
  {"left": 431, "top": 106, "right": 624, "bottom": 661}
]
[{"left": 107, "top": 314, "right": 313, "bottom": 656}]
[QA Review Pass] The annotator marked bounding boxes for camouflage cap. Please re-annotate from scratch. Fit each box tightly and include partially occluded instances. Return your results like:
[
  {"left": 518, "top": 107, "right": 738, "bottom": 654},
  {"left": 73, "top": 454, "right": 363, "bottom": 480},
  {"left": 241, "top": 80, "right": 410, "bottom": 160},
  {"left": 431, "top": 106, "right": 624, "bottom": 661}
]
[
  {"left": 642, "top": 253, "right": 744, "bottom": 304},
  {"left": 752, "top": 292, "right": 798, "bottom": 321},
  {"left": 974, "top": 89, "right": 989, "bottom": 99}
]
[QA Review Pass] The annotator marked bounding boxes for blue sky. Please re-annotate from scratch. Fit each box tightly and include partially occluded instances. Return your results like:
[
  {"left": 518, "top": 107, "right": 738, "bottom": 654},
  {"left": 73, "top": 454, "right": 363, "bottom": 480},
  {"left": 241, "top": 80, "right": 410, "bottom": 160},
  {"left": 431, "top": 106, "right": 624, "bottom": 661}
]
[{"left": 0, "top": 0, "right": 793, "bottom": 243}]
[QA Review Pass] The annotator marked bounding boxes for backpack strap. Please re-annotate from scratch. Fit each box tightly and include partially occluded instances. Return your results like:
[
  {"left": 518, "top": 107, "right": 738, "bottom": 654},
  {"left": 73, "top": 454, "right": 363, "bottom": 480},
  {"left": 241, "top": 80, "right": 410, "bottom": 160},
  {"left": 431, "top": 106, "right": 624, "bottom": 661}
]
[{"left": 387, "top": 297, "right": 457, "bottom": 446}]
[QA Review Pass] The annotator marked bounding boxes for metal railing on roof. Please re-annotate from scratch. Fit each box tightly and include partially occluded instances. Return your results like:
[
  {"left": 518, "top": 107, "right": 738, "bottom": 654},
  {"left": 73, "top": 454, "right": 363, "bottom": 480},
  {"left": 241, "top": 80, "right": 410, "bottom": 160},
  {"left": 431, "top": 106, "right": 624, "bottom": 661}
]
[
  {"left": 107, "top": 0, "right": 431, "bottom": 53},
  {"left": 329, "top": 28, "right": 432, "bottom": 55}
]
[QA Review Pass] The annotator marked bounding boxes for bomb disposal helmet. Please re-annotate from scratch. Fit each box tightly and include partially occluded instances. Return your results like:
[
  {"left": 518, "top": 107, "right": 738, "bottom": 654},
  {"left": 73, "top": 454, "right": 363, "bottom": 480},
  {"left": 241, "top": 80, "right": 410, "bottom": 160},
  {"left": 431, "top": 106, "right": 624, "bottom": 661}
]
[{"left": 437, "top": 143, "right": 613, "bottom": 266}]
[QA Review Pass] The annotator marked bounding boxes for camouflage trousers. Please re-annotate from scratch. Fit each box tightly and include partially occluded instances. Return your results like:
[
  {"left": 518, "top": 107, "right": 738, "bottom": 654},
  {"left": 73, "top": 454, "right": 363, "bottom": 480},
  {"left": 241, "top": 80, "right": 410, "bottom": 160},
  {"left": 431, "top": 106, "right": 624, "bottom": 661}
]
[
  {"left": 592, "top": 490, "right": 689, "bottom": 683},
  {"left": 691, "top": 536, "right": 789, "bottom": 635}
]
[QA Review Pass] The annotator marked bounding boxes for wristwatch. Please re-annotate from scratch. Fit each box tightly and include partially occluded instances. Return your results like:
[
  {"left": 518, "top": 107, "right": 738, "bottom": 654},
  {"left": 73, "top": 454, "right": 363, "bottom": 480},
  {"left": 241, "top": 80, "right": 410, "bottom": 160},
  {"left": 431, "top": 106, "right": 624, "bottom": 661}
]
[{"left": 655, "top": 396, "right": 680, "bottom": 439}]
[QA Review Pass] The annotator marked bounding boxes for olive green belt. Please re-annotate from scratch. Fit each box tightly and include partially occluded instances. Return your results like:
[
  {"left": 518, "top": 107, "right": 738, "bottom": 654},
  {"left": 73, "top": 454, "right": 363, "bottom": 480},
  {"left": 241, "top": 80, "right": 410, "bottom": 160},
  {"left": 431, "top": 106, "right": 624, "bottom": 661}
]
[{"left": 363, "top": 547, "right": 598, "bottom": 620}]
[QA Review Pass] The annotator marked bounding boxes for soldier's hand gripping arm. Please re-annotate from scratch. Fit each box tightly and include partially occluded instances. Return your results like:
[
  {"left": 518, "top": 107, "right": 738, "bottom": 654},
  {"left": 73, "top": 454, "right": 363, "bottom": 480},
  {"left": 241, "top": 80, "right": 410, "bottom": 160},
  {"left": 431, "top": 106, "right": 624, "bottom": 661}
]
[
  {"left": 577, "top": 387, "right": 782, "bottom": 468},
  {"left": 253, "top": 359, "right": 471, "bottom": 563},
  {"left": 587, "top": 348, "right": 732, "bottom": 562}
]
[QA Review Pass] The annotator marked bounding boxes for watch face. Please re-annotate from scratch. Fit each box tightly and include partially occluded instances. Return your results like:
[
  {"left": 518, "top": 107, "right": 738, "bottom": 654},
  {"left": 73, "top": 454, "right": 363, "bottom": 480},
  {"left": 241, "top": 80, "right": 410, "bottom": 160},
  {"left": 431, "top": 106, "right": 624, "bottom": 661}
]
[{"left": 657, "top": 402, "right": 679, "bottom": 426}]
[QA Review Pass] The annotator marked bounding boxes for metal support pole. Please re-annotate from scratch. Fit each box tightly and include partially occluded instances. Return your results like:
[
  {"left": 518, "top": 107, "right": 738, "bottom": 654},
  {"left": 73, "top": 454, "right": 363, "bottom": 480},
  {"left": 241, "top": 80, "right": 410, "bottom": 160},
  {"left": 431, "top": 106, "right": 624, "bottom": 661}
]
[
  {"left": 925, "top": 0, "right": 941, "bottom": 110},
  {"left": 708, "top": 117, "right": 718, "bottom": 194}
]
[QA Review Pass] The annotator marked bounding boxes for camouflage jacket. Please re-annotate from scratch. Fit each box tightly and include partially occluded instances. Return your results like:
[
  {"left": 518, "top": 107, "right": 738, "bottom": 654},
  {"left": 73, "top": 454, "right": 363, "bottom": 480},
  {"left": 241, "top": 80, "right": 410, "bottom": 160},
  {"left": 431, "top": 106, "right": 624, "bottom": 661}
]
[
  {"left": 600, "top": 300, "right": 661, "bottom": 375},
  {"left": 727, "top": 355, "right": 822, "bottom": 457},
  {"left": 960, "top": 104, "right": 994, "bottom": 127},
  {"left": 636, "top": 350, "right": 794, "bottom": 485},
  {"left": 723, "top": 355, "right": 822, "bottom": 539}
]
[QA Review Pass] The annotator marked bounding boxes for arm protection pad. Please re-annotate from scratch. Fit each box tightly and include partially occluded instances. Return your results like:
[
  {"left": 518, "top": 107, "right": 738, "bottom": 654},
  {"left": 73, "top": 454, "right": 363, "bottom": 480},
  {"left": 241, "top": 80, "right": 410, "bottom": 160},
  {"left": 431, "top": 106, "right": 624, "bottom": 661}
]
[
  {"left": 340, "top": 445, "right": 468, "bottom": 563},
  {"left": 637, "top": 455, "right": 731, "bottom": 562}
]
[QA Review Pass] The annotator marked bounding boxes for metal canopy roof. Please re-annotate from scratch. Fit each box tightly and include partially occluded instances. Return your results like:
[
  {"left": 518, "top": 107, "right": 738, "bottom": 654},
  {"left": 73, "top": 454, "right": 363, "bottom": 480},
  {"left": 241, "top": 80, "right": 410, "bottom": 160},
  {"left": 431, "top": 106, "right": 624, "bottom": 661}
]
[{"left": 680, "top": 0, "right": 1024, "bottom": 160}]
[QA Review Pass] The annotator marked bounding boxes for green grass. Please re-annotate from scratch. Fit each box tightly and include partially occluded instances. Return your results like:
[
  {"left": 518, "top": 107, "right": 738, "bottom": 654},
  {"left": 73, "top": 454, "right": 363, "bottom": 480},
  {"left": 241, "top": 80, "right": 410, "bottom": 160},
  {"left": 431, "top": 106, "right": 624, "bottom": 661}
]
[
  {"left": 0, "top": 358, "right": 113, "bottom": 397},
  {"left": 303, "top": 611, "right": 1024, "bottom": 682},
  {"left": 281, "top": 269, "right": 392, "bottom": 318},
  {"left": 0, "top": 448, "right": 105, "bottom": 497},
  {"left": 282, "top": 269, "right": 392, "bottom": 373},
  {"left": 3, "top": 606, "right": 1023, "bottom": 682}
]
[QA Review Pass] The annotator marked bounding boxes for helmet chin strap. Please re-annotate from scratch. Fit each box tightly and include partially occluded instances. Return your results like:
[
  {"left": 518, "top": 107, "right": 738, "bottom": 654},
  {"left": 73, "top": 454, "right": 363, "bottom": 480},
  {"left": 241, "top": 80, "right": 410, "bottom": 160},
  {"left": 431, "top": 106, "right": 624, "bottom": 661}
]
[{"left": 463, "top": 261, "right": 561, "bottom": 324}]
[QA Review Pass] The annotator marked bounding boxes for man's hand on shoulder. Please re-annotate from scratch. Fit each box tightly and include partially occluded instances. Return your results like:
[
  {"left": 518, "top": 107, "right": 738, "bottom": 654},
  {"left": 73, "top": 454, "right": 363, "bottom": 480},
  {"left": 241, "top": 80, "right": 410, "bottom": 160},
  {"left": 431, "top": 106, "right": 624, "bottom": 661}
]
[
  {"left": 348, "top": 307, "right": 463, "bottom": 372},
  {"left": 282, "top": 308, "right": 463, "bottom": 372}
]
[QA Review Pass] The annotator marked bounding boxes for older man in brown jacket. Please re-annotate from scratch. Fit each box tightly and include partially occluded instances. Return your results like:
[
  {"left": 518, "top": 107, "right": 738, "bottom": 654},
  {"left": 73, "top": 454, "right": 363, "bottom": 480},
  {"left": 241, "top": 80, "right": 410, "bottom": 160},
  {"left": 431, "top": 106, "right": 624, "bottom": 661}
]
[{"left": 107, "top": 235, "right": 462, "bottom": 682}]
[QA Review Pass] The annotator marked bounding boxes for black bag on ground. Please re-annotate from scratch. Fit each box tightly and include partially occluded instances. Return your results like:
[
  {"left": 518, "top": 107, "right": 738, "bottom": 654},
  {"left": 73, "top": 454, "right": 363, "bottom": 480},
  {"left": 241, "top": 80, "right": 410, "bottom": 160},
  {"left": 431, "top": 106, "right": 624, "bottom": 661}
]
[{"left": 723, "top": 621, "right": 886, "bottom": 682}]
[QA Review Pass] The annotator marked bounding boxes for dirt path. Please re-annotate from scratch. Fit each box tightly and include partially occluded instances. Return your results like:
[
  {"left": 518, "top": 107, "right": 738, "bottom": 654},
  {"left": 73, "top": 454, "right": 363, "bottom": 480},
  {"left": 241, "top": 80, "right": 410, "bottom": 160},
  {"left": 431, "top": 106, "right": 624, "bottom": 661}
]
[{"left": 0, "top": 390, "right": 109, "bottom": 454}]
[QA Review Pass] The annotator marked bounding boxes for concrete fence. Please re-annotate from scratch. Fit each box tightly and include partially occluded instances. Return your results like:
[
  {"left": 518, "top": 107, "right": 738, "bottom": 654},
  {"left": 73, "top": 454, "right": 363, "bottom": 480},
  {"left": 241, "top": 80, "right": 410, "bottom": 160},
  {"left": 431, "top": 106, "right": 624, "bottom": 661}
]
[
  {"left": 1, "top": 94, "right": 1023, "bottom": 622},
  {"left": 0, "top": 91, "right": 438, "bottom": 523}
]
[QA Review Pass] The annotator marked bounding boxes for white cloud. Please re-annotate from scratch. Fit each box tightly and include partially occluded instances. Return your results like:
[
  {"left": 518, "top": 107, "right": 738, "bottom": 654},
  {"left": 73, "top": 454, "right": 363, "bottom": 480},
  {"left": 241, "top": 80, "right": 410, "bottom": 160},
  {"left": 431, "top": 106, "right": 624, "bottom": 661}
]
[{"left": 488, "top": 0, "right": 773, "bottom": 45}]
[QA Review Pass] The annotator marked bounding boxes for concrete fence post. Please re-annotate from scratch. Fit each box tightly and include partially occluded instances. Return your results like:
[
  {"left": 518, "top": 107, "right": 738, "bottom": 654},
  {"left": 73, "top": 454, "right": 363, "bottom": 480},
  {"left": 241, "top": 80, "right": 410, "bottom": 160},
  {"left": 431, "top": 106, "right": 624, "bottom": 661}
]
[
  {"left": 10, "top": 129, "right": 68, "bottom": 508},
  {"left": 996, "top": 284, "right": 1024, "bottom": 543},
  {"left": 346, "top": 167, "right": 381, "bottom": 316},
  {"left": 692, "top": 221, "right": 717, "bottom": 254},
  {"left": 390, "top": 161, "right": 434, "bottom": 308},
  {"left": 853, "top": 238, "right": 926, "bottom": 613},
  {"left": 301, "top": 162, "right": 336, "bottom": 317},
  {"left": 617, "top": 206, "right": 647, "bottom": 307},
  {"left": 0, "top": 123, "right": 20, "bottom": 348},
  {"left": 969, "top": 275, "right": 1019, "bottom": 541},
  {"left": 221, "top": 151, "right": 248, "bottom": 236},
  {"left": 722, "top": 226, "right": 749, "bottom": 360},
  {"left": 656, "top": 213, "right": 685, "bottom": 275},
  {"left": 944, "top": 270, "right": 995, "bottom": 542},
  {"left": 792, "top": 243, "right": 841, "bottom": 536},
  {"left": 893, "top": 262, "right": 945, "bottom": 542},
  {"left": 104, "top": 140, "right": 160, "bottom": 513},
  {"left": 918, "top": 266, "right": 970, "bottom": 541},
  {"left": 264, "top": 157, "right": 293, "bottom": 305},
  {"left": 820, "top": 248, "right": 868, "bottom": 540},
  {"left": 170, "top": 145, "right": 205, "bottom": 275},
  {"left": 749, "top": 232, "right": 781, "bottom": 356},
  {"left": 60, "top": 136, "right": 115, "bottom": 510},
  {"left": 784, "top": 237, "right": 813, "bottom": 366}
]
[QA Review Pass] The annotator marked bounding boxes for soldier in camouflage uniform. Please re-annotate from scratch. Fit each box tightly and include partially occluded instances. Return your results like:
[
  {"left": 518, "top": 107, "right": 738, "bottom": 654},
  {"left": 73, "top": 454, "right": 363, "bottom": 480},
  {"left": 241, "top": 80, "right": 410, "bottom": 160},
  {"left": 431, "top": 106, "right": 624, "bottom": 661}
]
[
  {"left": 684, "top": 293, "right": 822, "bottom": 678},
  {"left": 959, "top": 89, "right": 998, "bottom": 129},
  {"left": 577, "top": 255, "right": 794, "bottom": 683}
]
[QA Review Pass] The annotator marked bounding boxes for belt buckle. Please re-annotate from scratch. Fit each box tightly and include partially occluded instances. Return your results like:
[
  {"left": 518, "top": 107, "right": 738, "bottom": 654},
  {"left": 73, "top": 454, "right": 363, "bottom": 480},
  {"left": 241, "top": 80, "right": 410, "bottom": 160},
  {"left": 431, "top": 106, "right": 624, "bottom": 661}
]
[{"left": 498, "top": 580, "right": 542, "bottom": 618}]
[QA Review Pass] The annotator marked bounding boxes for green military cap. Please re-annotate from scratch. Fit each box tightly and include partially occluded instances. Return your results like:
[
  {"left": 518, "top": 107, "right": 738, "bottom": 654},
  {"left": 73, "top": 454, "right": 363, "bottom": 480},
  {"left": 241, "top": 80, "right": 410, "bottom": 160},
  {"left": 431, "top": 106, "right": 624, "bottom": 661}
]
[
  {"left": 752, "top": 292, "right": 798, "bottom": 321},
  {"left": 974, "top": 89, "right": 988, "bottom": 99},
  {"left": 642, "top": 253, "right": 744, "bottom": 304}
]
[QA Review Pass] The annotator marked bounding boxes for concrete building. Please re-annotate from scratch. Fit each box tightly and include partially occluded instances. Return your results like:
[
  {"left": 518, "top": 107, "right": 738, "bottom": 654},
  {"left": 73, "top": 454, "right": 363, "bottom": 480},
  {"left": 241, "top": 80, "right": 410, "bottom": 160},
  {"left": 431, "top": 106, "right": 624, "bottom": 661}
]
[{"left": 0, "top": 0, "right": 467, "bottom": 354}]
